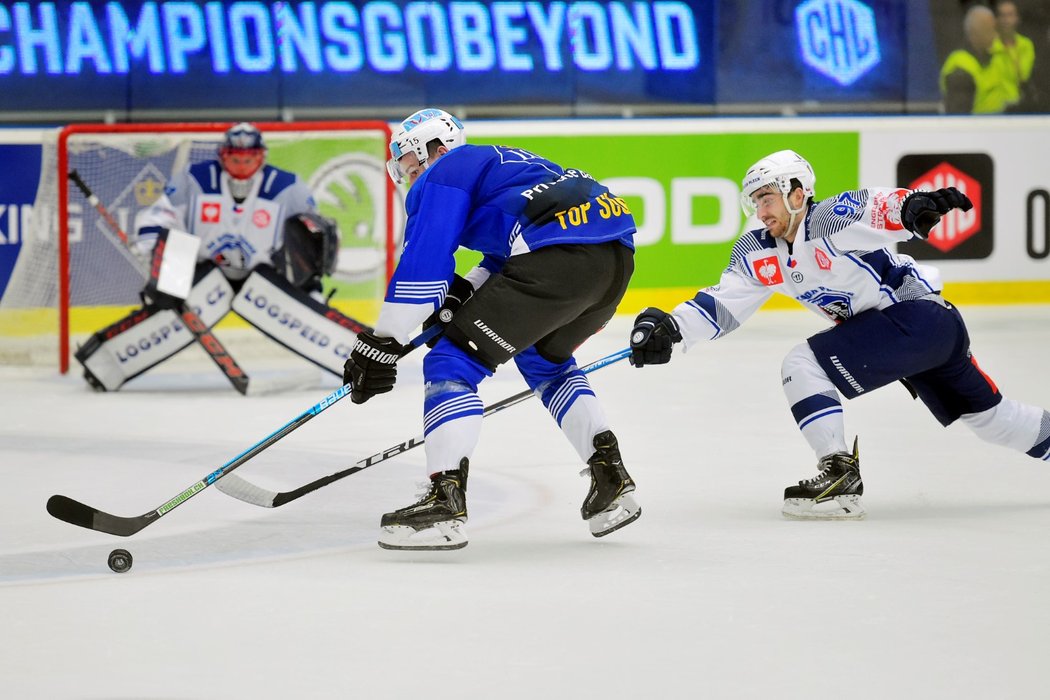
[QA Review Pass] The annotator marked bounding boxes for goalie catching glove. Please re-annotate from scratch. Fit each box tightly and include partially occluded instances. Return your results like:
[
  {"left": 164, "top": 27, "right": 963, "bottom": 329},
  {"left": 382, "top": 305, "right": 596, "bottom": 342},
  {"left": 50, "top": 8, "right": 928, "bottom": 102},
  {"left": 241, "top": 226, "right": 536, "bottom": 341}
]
[
  {"left": 344, "top": 331, "right": 406, "bottom": 404},
  {"left": 630, "top": 307, "right": 682, "bottom": 367},
  {"left": 421, "top": 274, "right": 474, "bottom": 347},
  {"left": 901, "top": 187, "right": 972, "bottom": 239}
]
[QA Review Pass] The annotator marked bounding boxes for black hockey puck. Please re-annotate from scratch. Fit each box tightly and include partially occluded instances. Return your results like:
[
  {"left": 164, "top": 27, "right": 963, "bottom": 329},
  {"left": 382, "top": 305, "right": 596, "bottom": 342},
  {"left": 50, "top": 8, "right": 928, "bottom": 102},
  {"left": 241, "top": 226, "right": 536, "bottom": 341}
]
[{"left": 108, "top": 548, "right": 133, "bottom": 574}]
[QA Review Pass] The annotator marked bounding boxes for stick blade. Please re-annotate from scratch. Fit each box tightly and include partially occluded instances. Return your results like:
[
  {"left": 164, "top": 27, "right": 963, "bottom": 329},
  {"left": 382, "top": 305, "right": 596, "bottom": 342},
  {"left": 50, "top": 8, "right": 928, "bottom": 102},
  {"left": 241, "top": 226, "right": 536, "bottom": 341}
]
[{"left": 46, "top": 494, "right": 146, "bottom": 537}]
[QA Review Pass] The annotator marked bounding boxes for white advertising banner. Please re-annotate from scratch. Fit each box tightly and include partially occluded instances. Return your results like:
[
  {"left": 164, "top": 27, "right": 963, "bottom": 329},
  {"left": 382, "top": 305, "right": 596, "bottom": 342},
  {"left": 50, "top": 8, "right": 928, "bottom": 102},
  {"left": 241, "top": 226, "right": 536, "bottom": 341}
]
[{"left": 861, "top": 116, "right": 1050, "bottom": 283}]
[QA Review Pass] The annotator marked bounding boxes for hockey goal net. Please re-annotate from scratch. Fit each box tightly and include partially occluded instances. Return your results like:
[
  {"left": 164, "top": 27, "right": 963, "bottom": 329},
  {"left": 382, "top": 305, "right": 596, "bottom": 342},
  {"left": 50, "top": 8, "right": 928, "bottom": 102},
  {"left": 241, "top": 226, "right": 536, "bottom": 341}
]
[{"left": 0, "top": 121, "right": 397, "bottom": 372}]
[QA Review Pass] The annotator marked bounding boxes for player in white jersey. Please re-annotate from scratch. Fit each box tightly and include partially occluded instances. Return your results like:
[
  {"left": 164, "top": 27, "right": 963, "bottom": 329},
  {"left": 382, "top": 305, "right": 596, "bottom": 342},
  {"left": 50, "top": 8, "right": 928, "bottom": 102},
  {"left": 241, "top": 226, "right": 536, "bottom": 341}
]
[
  {"left": 75, "top": 123, "right": 367, "bottom": 391},
  {"left": 629, "top": 149, "right": 1050, "bottom": 519}
]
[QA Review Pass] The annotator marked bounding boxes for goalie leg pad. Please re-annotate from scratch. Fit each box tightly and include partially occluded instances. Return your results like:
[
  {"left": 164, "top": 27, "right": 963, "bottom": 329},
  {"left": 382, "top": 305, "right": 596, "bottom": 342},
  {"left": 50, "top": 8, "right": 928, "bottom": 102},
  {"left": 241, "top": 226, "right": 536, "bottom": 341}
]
[
  {"left": 231, "top": 265, "right": 369, "bottom": 377},
  {"left": 74, "top": 266, "right": 233, "bottom": 391}
]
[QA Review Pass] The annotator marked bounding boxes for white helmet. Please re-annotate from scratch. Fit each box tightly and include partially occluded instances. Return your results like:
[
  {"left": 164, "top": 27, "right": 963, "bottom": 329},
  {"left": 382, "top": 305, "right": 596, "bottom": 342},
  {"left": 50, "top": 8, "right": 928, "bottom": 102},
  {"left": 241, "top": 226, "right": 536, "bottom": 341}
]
[
  {"left": 387, "top": 108, "right": 465, "bottom": 185},
  {"left": 739, "top": 150, "right": 816, "bottom": 216}
]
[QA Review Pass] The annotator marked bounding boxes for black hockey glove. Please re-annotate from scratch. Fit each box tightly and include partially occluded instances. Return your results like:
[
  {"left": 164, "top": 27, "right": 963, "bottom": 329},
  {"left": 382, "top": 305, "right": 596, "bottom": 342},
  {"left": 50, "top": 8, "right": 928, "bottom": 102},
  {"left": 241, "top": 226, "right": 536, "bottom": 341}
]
[
  {"left": 901, "top": 187, "right": 973, "bottom": 239},
  {"left": 630, "top": 307, "right": 682, "bottom": 367},
  {"left": 343, "top": 331, "right": 406, "bottom": 404},
  {"left": 422, "top": 274, "right": 474, "bottom": 347}
]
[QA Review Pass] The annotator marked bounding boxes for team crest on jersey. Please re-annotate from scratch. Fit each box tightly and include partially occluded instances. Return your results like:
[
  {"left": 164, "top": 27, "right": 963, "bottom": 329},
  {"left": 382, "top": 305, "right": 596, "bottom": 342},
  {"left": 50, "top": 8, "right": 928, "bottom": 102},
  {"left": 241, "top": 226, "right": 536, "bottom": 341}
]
[
  {"left": 202, "top": 203, "right": 221, "bottom": 223},
  {"left": 253, "top": 210, "right": 271, "bottom": 227},
  {"left": 752, "top": 256, "right": 784, "bottom": 286},
  {"left": 870, "top": 189, "right": 908, "bottom": 231},
  {"left": 797, "top": 287, "right": 855, "bottom": 322},
  {"left": 815, "top": 248, "right": 832, "bottom": 270}
]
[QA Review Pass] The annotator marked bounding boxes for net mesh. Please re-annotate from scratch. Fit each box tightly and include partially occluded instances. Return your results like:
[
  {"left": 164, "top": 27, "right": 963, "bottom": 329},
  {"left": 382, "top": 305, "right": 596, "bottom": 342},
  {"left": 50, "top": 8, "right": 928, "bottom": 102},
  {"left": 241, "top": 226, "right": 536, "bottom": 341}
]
[{"left": 0, "top": 124, "right": 395, "bottom": 369}]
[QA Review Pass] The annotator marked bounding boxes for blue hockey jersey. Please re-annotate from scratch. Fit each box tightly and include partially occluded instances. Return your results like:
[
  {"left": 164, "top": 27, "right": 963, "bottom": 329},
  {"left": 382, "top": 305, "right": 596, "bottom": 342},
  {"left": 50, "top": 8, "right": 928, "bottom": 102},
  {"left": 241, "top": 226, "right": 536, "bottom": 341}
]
[{"left": 376, "top": 144, "right": 636, "bottom": 342}]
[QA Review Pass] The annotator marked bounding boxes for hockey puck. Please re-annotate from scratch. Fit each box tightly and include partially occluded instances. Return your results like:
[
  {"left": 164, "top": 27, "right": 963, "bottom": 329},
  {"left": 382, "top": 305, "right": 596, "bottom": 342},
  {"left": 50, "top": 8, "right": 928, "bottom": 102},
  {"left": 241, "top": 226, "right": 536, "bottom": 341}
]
[{"left": 107, "top": 548, "right": 133, "bottom": 574}]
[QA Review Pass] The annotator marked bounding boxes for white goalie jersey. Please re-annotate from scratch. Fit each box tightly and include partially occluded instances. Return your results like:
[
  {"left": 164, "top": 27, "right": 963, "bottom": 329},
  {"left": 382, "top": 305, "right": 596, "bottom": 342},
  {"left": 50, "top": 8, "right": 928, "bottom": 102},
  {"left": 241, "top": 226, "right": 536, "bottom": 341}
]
[
  {"left": 134, "top": 160, "right": 317, "bottom": 281},
  {"left": 673, "top": 187, "right": 943, "bottom": 349}
]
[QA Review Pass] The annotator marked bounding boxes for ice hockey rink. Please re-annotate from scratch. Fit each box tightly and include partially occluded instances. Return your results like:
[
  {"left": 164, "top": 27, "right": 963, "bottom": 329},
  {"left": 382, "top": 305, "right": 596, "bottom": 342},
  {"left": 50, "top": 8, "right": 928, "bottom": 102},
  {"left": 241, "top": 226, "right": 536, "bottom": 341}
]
[{"left": 2, "top": 306, "right": 1049, "bottom": 699}]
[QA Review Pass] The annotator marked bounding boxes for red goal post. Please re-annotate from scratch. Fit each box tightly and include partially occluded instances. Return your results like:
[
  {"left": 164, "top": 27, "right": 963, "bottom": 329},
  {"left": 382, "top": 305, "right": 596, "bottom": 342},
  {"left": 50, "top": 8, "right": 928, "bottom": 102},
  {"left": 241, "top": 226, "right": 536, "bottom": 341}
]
[{"left": 47, "top": 120, "right": 396, "bottom": 373}]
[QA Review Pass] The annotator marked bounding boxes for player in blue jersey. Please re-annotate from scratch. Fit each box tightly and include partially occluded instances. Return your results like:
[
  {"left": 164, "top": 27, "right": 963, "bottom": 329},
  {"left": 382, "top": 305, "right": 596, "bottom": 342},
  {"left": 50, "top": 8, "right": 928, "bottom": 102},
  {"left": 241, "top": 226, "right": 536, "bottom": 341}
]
[
  {"left": 629, "top": 149, "right": 1050, "bottom": 519},
  {"left": 344, "top": 108, "right": 640, "bottom": 550}
]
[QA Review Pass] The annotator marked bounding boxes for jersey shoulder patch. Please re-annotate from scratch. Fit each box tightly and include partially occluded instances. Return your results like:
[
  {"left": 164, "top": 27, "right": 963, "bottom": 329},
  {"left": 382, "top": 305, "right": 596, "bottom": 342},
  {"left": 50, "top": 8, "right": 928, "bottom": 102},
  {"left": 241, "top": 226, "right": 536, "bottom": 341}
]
[
  {"left": 188, "top": 161, "right": 222, "bottom": 195},
  {"left": 258, "top": 165, "right": 298, "bottom": 200}
]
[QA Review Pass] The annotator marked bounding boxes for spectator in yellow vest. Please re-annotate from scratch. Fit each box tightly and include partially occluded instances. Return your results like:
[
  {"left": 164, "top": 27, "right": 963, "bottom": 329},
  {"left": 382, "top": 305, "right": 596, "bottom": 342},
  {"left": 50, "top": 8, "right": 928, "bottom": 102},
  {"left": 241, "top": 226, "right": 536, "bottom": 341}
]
[
  {"left": 940, "top": 5, "right": 1015, "bottom": 113},
  {"left": 994, "top": 0, "right": 1036, "bottom": 108}
]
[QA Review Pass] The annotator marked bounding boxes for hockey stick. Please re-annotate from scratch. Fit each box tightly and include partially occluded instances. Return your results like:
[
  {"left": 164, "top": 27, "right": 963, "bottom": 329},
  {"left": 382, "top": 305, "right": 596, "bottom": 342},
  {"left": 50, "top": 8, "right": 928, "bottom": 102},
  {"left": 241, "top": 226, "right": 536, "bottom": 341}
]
[
  {"left": 69, "top": 170, "right": 250, "bottom": 395},
  {"left": 216, "top": 347, "right": 632, "bottom": 508},
  {"left": 45, "top": 325, "right": 442, "bottom": 537}
]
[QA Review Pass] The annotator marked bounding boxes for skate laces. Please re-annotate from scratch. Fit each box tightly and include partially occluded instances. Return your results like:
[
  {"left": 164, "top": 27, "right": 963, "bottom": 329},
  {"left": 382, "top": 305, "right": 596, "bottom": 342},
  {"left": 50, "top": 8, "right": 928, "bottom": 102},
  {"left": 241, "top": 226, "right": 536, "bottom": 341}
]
[{"left": 802, "top": 451, "right": 858, "bottom": 486}]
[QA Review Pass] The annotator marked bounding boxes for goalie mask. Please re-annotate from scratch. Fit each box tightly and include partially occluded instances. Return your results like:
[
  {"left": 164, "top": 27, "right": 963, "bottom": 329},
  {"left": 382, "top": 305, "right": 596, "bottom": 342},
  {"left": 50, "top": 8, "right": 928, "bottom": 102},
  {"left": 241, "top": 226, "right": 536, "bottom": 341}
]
[
  {"left": 274, "top": 213, "right": 340, "bottom": 291},
  {"left": 219, "top": 122, "right": 267, "bottom": 200},
  {"left": 740, "top": 150, "right": 816, "bottom": 217},
  {"left": 387, "top": 108, "right": 465, "bottom": 185}
]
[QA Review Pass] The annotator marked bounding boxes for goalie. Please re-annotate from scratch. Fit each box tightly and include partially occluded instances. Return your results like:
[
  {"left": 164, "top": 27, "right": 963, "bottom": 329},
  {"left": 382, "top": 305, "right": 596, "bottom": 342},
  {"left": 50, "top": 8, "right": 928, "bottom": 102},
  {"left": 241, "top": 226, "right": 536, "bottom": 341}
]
[{"left": 74, "top": 122, "right": 369, "bottom": 392}]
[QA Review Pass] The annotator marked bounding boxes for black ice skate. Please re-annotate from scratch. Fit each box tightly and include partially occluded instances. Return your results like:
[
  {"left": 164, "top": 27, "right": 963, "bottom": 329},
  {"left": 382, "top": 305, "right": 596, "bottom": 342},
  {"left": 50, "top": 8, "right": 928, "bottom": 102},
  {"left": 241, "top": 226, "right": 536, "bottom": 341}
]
[
  {"left": 378, "top": 459, "right": 469, "bottom": 550},
  {"left": 782, "top": 437, "right": 865, "bottom": 520},
  {"left": 580, "top": 430, "right": 641, "bottom": 537}
]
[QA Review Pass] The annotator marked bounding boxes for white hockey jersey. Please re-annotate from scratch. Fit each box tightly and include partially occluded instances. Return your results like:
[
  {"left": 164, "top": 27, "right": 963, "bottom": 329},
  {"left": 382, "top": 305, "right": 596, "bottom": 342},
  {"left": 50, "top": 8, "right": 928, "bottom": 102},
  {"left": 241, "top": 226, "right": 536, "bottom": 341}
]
[
  {"left": 673, "top": 188, "right": 943, "bottom": 348},
  {"left": 134, "top": 161, "right": 316, "bottom": 281}
]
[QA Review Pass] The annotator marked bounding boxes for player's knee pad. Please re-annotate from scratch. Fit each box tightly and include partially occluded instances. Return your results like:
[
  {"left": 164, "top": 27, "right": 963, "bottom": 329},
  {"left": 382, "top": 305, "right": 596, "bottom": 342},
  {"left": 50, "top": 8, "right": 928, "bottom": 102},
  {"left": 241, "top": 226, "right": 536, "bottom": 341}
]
[
  {"left": 959, "top": 397, "right": 1044, "bottom": 452},
  {"left": 422, "top": 338, "right": 492, "bottom": 391},
  {"left": 230, "top": 265, "right": 367, "bottom": 376},
  {"left": 782, "top": 342, "right": 839, "bottom": 405},
  {"left": 74, "top": 266, "right": 233, "bottom": 391}
]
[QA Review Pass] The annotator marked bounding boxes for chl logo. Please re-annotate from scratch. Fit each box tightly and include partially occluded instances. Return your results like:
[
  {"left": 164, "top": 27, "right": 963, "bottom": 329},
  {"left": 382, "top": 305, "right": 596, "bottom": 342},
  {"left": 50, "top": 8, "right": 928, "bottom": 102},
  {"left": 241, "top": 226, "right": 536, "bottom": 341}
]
[
  {"left": 796, "top": 0, "right": 881, "bottom": 86},
  {"left": 897, "top": 154, "right": 993, "bottom": 261},
  {"left": 752, "top": 255, "right": 784, "bottom": 286}
]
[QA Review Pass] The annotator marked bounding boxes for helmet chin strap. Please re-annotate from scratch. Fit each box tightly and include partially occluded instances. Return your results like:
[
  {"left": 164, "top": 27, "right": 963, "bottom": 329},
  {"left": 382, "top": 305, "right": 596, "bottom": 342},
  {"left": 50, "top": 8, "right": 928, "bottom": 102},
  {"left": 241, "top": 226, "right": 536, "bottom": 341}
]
[{"left": 782, "top": 191, "right": 807, "bottom": 241}]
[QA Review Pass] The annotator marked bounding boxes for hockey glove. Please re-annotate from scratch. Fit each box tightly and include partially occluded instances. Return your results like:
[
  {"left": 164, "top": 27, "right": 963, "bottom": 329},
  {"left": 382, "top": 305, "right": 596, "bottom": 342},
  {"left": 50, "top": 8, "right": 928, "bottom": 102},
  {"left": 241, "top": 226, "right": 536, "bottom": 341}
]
[
  {"left": 630, "top": 307, "right": 682, "bottom": 367},
  {"left": 344, "top": 331, "right": 405, "bottom": 404},
  {"left": 901, "top": 187, "right": 973, "bottom": 239},
  {"left": 422, "top": 274, "right": 474, "bottom": 347}
]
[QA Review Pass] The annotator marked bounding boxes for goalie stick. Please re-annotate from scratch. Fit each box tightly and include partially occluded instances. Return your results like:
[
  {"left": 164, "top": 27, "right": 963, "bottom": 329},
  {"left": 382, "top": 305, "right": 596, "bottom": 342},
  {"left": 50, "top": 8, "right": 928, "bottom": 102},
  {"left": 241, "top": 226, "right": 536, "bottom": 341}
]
[
  {"left": 45, "top": 325, "right": 442, "bottom": 537},
  {"left": 216, "top": 347, "right": 632, "bottom": 508},
  {"left": 69, "top": 169, "right": 250, "bottom": 394}
]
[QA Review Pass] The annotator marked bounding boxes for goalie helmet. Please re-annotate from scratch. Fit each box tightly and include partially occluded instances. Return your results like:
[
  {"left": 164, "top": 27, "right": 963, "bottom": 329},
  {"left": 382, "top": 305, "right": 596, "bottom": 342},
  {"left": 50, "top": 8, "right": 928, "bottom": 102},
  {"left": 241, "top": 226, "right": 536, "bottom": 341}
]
[
  {"left": 740, "top": 150, "right": 816, "bottom": 216},
  {"left": 219, "top": 122, "right": 267, "bottom": 181},
  {"left": 387, "top": 108, "right": 465, "bottom": 185},
  {"left": 274, "top": 212, "right": 341, "bottom": 291}
]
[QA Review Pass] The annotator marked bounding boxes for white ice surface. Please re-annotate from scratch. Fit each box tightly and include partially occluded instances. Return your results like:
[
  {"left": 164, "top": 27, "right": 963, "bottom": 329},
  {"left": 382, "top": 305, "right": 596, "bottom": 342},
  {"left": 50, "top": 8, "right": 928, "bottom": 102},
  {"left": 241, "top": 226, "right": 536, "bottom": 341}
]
[{"left": 2, "top": 307, "right": 1049, "bottom": 699}]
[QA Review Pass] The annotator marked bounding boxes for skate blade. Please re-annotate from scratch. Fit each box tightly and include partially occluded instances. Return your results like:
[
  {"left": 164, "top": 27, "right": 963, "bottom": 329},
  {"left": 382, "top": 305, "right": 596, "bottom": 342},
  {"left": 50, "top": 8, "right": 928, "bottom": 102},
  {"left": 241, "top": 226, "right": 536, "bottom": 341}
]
[
  {"left": 782, "top": 495, "right": 866, "bottom": 521},
  {"left": 378, "top": 519, "right": 468, "bottom": 550},
  {"left": 589, "top": 493, "right": 642, "bottom": 537}
]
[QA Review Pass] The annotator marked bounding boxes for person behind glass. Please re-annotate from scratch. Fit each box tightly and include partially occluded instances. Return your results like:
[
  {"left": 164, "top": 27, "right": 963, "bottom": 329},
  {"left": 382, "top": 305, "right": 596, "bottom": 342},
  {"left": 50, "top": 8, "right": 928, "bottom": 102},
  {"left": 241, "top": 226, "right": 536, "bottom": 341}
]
[
  {"left": 628, "top": 150, "right": 1050, "bottom": 520},
  {"left": 994, "top": 0, "right": 1038, "bottom": 109},
  {"left": 941, "top": 5, "right": 1015, "bottom": 113},
  {"left": 343, "top": 108, "right": 640, "bottom": 550}
]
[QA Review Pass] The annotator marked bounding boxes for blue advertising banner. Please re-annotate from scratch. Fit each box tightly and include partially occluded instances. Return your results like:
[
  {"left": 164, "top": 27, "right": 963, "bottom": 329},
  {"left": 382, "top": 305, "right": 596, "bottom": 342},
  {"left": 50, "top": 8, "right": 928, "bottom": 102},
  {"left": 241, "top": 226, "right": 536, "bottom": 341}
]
[
  {"left": 0, "top": 1, "right": 717, "bottom": 113},
  {"left": 0, "top": 144, "right": 43, "bottom": 300}
]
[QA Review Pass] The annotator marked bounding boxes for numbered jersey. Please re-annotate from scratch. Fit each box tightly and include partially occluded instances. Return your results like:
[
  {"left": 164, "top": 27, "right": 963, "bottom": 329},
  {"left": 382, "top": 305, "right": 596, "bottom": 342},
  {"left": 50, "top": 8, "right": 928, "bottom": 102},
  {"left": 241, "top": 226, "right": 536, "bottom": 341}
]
[
  {"left": 376, "top": 144, "right": 636, "bottom": 341},
  {"left": 134, "top": 161, "right": 316, "bottom": 281},
  {"left": 672, "top": 188, "right": 943, "bottom": 347}
]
